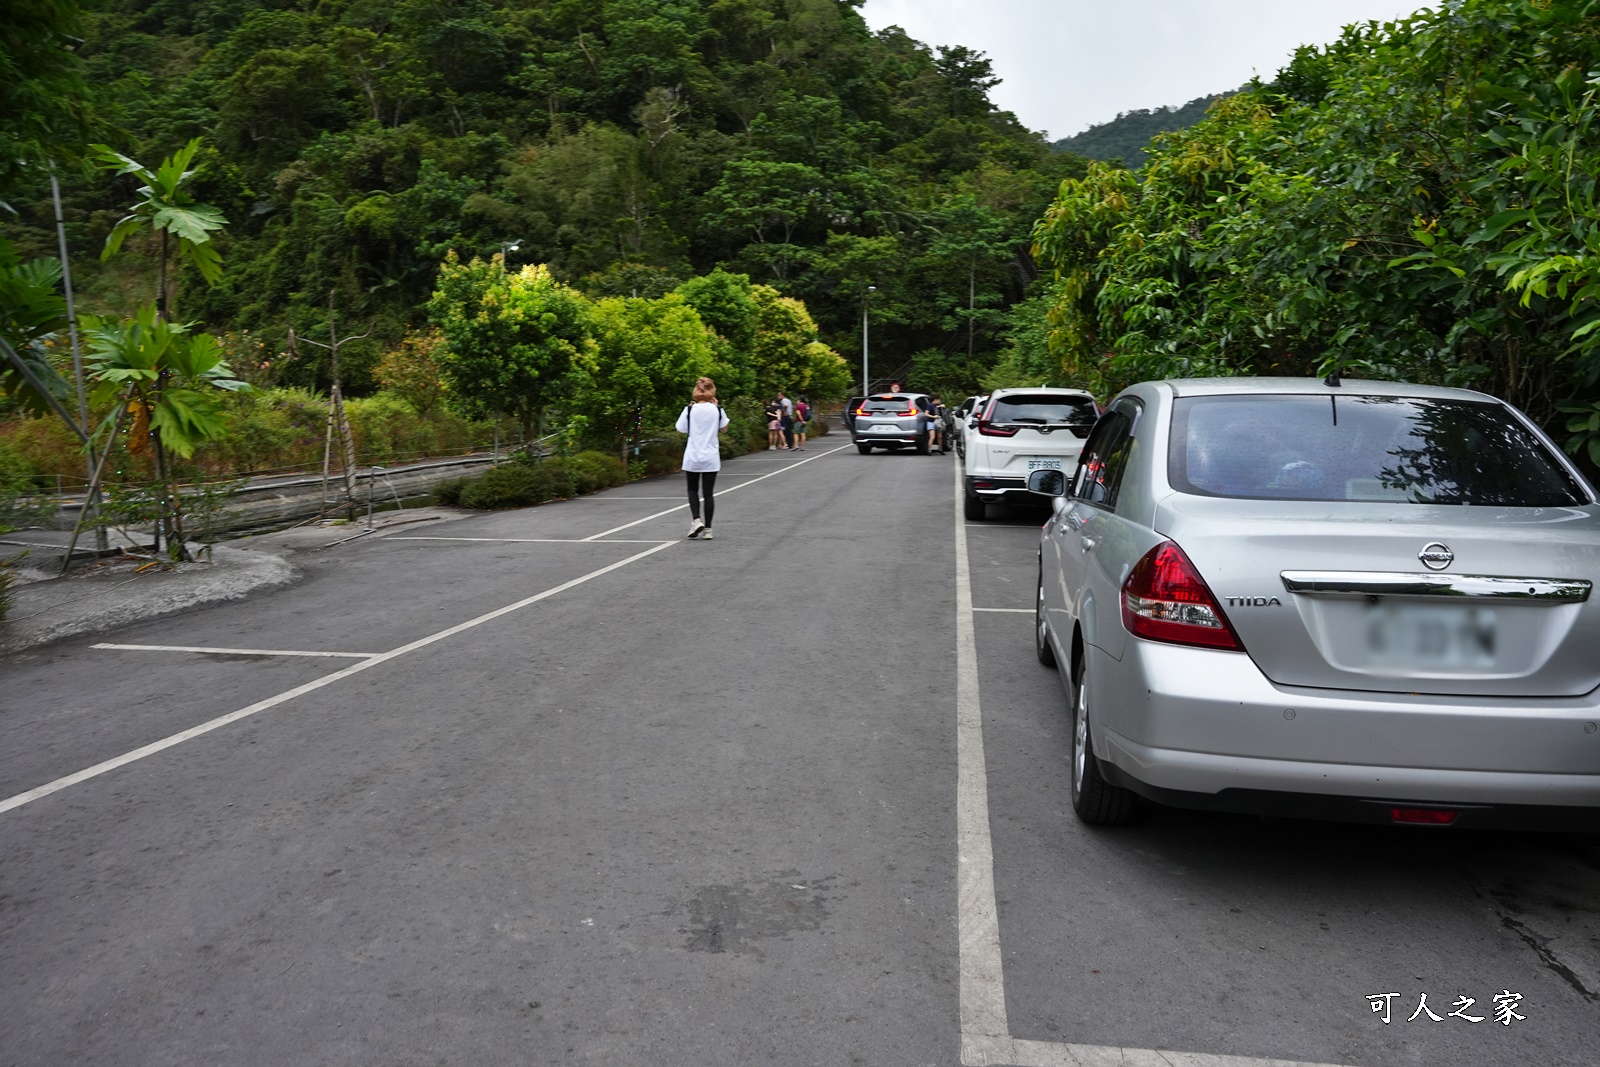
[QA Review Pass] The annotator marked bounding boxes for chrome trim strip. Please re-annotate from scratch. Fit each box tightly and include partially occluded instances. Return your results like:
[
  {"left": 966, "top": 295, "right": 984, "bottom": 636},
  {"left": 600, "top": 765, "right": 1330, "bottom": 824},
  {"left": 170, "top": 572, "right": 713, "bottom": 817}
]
[{"left": 1280, "top": 571, "right": 1592, "bottom": 602}]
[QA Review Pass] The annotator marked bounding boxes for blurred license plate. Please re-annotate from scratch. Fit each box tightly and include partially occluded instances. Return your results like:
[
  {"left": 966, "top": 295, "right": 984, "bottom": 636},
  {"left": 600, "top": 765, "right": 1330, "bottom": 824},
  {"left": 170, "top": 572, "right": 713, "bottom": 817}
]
[
  {"left": 1026, "top": 457, "right": 1063, "bottom": 471},
  {"left": 1366, "top": 603, "right": 1496, "bottom": 668},
  {"left": 870, "top": 424, "right": 897, "bottom": 433}
]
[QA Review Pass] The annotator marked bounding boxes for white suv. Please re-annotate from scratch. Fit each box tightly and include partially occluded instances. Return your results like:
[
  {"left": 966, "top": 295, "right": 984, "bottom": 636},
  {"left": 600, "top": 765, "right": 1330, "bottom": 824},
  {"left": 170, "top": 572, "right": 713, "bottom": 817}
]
[{"left": 962, "top": 387, "right": 1099, "bottom": 519}]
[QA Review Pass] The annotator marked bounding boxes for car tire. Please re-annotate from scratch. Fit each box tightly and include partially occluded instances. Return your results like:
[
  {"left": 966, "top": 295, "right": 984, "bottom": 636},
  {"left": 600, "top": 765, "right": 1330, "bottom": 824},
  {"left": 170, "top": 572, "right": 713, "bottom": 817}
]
[
  {"left": 963, "top": 490, "right": 985, "bottom": 521},
  {"left": 857, "top": 444, "right": 873, "bottom": 455},
  {"left": 1069, "top": 651, "right": 1137, "bottom": 826},
  {"left": 1035, "top": 567, "right": 1057, "bottom": 668},
  {"left": 915, "top": 433, "right": 930, "bottom": 455}
]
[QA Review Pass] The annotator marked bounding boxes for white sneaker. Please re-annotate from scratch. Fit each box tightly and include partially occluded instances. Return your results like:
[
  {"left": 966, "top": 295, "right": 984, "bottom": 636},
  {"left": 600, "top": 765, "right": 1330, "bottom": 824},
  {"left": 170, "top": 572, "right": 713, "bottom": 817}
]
[
  {"left": 701, "top": 528, "right": 713, "bottom": 540},
  {"left": 687, "top": 517, "right": 705, "bottom": 539}
]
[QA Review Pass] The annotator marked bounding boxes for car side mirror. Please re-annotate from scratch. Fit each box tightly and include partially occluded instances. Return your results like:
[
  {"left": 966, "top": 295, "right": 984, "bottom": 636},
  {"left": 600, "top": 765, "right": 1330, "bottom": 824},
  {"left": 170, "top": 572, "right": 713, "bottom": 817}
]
[{"left": 1027, "top": 469, "right": 1066, "bottom": 497}]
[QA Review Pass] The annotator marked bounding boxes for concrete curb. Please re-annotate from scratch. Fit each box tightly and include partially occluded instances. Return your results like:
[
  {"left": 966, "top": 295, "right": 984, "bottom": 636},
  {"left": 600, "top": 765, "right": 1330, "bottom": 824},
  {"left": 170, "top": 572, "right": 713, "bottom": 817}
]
[{"left": 0, "top": 545, "right": 301, "bottom": 657}]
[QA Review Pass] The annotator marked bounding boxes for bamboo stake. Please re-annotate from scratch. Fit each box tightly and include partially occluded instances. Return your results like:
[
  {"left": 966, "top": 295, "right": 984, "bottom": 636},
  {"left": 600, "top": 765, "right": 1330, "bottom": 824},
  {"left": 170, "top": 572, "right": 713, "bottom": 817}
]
[{"left": 60, "top": 396, "right": 132, "bottom": 574}]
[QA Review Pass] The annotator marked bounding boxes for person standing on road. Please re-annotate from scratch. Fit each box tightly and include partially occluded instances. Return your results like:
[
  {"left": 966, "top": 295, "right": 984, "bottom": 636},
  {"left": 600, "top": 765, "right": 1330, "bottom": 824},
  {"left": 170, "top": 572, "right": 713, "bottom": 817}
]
[
  {"left": 777, "top": 390, "right": 796, "bottom": 450},
  {"left": 793, "top": 395, "right": 811, "bottom": 450},
  {"left": 676, "top": 377, "right": 730, "bottom": 540},
  {"left": 764, "top": 397, "right": 783, "bottom": 450},
  {"left": 927, "top": 395, "right": 946, "bottom": 454}
]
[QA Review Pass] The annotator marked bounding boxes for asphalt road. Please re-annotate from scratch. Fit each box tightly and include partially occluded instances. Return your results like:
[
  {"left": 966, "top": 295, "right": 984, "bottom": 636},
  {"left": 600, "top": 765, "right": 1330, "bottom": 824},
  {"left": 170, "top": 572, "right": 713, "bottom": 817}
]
[{"left": 2, "top": 436, "right": 1596, "bottom": 1067}]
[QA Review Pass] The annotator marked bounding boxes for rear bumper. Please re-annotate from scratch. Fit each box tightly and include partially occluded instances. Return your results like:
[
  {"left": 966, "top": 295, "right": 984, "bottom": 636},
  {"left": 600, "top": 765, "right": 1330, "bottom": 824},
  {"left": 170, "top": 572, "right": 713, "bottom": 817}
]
[
  {"left": 1089, "top": 640, "right": 1600, "bottom": 819},
  {"left": 854, "top": 428, "right": 924, "bottom": 446},
  {"left": 966, "top": 475, "right": 1030, "bottom": 503}
]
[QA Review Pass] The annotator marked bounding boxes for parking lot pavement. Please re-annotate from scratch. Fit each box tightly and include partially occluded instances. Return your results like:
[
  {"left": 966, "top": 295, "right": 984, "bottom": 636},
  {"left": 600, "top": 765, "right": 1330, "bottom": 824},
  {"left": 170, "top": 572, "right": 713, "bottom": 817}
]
[
  {"left": 0, "top": 443, "right": 966, "bottom": 1067},
  {"left": 4, "top": 440, "right": 1596, "bottom": 1067},
  {"left": 961, "top": 495, "right": 1600, "bottom": 1067}
]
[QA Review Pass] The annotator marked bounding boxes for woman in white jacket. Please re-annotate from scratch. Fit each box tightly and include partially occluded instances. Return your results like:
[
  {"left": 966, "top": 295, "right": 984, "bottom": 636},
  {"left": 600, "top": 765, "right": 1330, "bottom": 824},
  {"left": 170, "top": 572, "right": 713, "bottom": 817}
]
[{"left": 675, "top": 377, "right": 730, "bottom": 539}]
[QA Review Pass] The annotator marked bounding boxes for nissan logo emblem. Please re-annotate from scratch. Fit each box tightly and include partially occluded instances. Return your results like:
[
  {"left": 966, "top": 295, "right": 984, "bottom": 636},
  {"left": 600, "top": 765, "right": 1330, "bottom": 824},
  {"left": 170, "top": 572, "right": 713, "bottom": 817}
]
[{"left": 1418, "top": 542, "right": 1454, "bottom": 571}]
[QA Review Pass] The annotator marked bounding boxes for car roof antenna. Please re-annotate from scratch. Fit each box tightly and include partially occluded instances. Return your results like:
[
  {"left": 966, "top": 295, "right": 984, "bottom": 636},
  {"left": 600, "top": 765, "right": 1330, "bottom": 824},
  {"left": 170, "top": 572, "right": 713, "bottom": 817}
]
[{"left": 1323, "top": 360, "right": 1344, "bottom": 388}]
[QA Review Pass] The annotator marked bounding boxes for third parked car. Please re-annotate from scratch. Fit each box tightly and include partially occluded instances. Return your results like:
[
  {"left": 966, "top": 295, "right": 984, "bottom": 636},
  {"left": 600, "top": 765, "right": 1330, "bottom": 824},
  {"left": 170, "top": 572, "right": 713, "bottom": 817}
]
[{"left": 962, "top": 387, "right": 1099, "bottom": 519}]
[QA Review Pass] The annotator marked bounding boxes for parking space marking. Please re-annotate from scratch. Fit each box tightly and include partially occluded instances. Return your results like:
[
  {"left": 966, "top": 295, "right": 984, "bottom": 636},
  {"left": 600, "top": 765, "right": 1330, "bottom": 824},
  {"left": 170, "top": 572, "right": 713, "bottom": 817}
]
[
  {"left": 953, "top": 461, "right": 1011, "bottom": 1043},
  {"left": 91, "top": 644, "right": 379, "bottom": 658},
  {"left": 971, "top": 608, "right": 1031, "bottom": 614},
  {"left": 961, "top": 1034, "right": 1355, "bottom": 1067},
  {"left": 950, "top": 464, "right": 1358, "bottom": 1067},
  {"left": 384, "top": 537, "right": 672, "bottom": 544},
  {"left": 0, "top": 540, "right": 677, "bottom": 819},
  {"left": 3, "top": 447, "right": 858, "bottom": 819},
  {"left": 580, "top": 443, "right": 851, "bottom": 541}
]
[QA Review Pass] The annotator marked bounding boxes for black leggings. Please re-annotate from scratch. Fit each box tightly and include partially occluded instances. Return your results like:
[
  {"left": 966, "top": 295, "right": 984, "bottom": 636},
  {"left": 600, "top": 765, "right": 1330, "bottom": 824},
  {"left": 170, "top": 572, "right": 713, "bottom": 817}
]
[{"left": 686, "top": 470, "right": 717, "bottom": 526}]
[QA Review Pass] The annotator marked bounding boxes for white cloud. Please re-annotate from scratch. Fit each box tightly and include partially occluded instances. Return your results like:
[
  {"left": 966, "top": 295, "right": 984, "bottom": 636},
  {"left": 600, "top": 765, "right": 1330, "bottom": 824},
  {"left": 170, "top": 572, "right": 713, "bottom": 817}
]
[{"left": 858, "top": 0, "right": 1429, "bottom": 139}]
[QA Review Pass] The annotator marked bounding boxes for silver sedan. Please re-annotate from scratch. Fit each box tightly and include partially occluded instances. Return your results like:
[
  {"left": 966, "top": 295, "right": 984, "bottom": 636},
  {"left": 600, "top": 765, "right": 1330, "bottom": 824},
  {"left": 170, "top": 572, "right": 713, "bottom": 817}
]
[{"left": 1030, "top": 377, "right": 1600, "bottom": 830}]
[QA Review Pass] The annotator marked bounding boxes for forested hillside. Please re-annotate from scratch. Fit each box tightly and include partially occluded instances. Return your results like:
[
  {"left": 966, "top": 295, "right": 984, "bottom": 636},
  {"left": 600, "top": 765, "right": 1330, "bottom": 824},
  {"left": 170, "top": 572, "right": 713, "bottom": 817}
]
[
  {"left": 1022, "top": 0, "right": 1600, "bottom": 462},
  {"left": 2, "top": 0, "right": 1085, "bottom": 398},
  {"left": 1050, "top": 92, "right": 1228, "bottom": 169}
]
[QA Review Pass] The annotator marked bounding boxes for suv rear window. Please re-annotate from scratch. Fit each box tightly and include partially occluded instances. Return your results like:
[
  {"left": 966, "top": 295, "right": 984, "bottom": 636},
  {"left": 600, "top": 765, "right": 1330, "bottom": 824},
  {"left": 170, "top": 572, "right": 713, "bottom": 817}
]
[
  {"left": 987, "top": 395, "right": 1097, "bottom": 427},
  {"left": 1169, "top": 395, "right": 1588, "bottom": 506},
  {"left": 860, "top": 397, "right": 914, "bottom": 413}
]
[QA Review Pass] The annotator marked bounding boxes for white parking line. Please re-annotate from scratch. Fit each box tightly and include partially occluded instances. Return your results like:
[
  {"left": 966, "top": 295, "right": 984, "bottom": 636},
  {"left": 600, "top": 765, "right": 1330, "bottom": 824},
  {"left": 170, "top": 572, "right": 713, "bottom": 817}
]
[
  {"left": 950, "top": 463, "right": 1356, "bottom": 1067},
  {"left": 971, "top": 608, "right": 1031, "bottom": 614},
  {"left": 0, "top": 541, "right": 677, "bottom": 818},
  {"left": 92, "top": 644, "right": 379, "bottom": 658},
  {"left": 580, "top": 443, "right": 850, "bottom": 541},
  {"left": 384, "top": 537, "right": 671, "bottom": 544}
]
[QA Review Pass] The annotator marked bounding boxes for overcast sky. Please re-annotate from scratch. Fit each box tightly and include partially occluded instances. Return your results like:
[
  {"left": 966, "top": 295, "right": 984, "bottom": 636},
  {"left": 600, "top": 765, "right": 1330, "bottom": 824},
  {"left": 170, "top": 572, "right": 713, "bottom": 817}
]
[{"left": 858, "top": 0, "right": 1429, "bottom": 140}]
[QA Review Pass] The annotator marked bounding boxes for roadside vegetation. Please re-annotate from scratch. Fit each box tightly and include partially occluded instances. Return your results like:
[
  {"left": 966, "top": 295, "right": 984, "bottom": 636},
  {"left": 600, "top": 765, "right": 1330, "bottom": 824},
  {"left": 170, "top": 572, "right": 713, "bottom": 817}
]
[{"left": 1017, "top": 0, "right": 1599, "bottom": 471}]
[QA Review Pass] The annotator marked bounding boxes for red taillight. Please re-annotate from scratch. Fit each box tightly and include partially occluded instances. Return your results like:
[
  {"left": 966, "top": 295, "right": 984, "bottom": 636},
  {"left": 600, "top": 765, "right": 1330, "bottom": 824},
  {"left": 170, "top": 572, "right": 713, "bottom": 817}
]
[
  {"left": 1391, "top": 807, "right": 1458, "bottom": 825},
  {"left": 854, "top": 405, "right": 867, "bottom": 415},
  {"left": 1121, "top": 541, "right": 1242, "bottom": 651},
  {"left": 897, "top": 408, "right": 918, "bottom": 417},
  {"left": 977, "top": 421, "right": 1017, "bottom": 437}
]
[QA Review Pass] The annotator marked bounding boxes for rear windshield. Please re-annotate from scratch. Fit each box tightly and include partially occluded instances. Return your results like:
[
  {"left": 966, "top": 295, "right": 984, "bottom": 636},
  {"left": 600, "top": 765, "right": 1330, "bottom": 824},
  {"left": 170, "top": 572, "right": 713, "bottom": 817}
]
[
  {"left": 988, "top": 395, "right": 1097, "bottom": 426},
  {"left": 860, "top": 397, "right": 915, "bottom": 413},
  {"left": 1169, "top": 395, "right": 1589, "bottom": 506}
]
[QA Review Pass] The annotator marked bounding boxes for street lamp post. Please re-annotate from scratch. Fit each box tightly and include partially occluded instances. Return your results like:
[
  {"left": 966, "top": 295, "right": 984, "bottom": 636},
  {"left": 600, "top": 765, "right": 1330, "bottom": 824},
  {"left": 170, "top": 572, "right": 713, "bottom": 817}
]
[
  {"left": 500, "top": 239, "right": 522, "bottom": 270},
  {"left": 861, "top": 285, "right": 876, "bottom": 394}
]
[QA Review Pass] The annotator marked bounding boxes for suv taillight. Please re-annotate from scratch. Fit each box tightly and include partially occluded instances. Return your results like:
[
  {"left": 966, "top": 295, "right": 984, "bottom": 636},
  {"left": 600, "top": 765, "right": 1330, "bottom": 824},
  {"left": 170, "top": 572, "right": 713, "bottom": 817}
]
[
  {"left": 1121, "top": 541, "right": 1242, "bottom": 651},
  {"left": 977, "top": 421, "right": 1017, "bottom": 437}
]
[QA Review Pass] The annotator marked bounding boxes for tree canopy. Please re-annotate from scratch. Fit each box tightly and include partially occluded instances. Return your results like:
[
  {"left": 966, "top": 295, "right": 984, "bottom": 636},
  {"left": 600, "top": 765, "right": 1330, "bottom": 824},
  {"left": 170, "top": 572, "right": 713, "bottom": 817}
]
[
  {"left": 1029, "top": 0, "right": 1600, "bottom": 447},
  {"left": 2, "top": 0, "right": 1084, "bottom": 400}
]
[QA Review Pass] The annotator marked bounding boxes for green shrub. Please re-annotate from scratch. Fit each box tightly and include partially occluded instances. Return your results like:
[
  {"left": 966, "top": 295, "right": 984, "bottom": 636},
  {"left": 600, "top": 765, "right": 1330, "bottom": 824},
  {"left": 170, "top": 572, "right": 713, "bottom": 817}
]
[
  {"left": 432, "top": 477, "right": 470, "bottom": 506},
  {"left": 526, "top": 462, "right": 576, "bottom": 501},
  {"left": 639, "top": 440, "right": 680, "bottom": 476},
  {"left": 457, "top": 460, "right": 577, "bottom": 509},
  {"left": 721, "top": 396, "right": 767, "bottom": 457},
  {"left": 459, "top": 465, "right": 536, "bottom": 509},
  {"left": 567, "top": 450, "right": 627, "bottom": 492}
]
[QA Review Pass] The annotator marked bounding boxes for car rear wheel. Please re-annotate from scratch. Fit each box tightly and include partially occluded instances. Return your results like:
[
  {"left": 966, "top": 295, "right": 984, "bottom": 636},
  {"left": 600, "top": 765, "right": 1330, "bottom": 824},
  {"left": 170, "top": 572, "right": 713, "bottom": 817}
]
[
  {"left": 856, "top": 444, "right": 873, "bottom": 455},
  {"left": 963, "top": 490, "right": 985, "bottom": 521},
  {"left": 1035, "top": 568, "right": 1057, "bottom": 667},
  {"left": 1070, "top": 652, "right": 1137, "bottom": 825},
  {"left": 915, "top": 433, "right": 930, "bottom": 455}
]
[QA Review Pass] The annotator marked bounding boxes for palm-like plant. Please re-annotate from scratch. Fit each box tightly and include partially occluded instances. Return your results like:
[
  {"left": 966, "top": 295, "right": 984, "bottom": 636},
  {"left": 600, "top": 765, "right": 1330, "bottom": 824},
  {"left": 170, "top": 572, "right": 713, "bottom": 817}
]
[
  {"left": 82, "top": 306, "right": 249, "bottom": 558},
  {"left": 92, "top": 138, "right": 227, "bottom": 318}
]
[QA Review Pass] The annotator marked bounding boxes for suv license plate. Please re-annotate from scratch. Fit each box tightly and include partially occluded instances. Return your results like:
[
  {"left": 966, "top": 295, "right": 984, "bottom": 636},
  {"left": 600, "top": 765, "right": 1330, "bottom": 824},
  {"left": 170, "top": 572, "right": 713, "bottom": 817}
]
[
  {"left": 1026, "top": 457, "right": 1063, "bottom": 471},
  {"left": 1366, "top": 603, "right": 1496, "bottom": 668}
]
